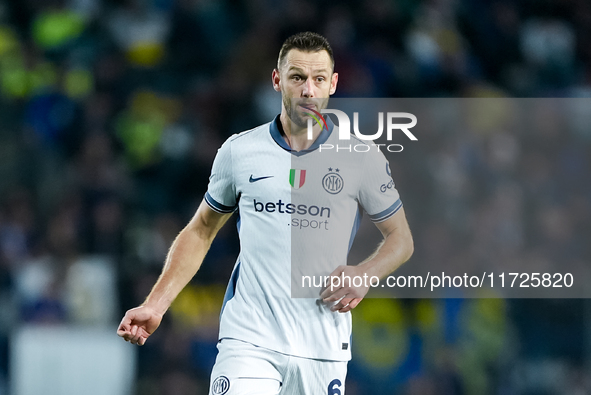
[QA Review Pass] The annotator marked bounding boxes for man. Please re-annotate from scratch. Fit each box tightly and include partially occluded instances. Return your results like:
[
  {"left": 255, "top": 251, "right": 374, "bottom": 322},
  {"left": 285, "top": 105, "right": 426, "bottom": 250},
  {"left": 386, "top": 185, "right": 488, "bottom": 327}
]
[{"left": 117, "top": 32, "right": 414, "bottom": 394}]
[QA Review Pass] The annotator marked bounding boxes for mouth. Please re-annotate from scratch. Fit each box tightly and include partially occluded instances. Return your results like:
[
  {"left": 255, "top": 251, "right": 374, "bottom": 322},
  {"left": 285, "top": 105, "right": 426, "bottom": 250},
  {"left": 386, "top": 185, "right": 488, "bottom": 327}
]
[
  {"left": 298, "top": 103, "right": 318, "bottom": 115},
  {"left": 294, "top": 102, "right": 328, "bottom": 130}
]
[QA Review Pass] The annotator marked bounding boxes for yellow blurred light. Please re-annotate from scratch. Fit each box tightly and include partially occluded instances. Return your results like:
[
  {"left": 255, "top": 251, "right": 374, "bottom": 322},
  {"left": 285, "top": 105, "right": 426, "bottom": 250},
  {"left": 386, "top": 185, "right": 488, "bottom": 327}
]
[
  {"left": 466, "top": 97, "right": 514, "bottom": 134},
  {"left": 415, "top": 299, "right": 439, "bottom": 330},
  {"left": 352, "top": 299, "right": 410, "bottom": 369},
  {"left": 131, "top": 90, "right": 162, "bottom": 118},
  {"left": 438, "top": 29, "right": 461, "bottom": 54},
  {"left": 116, "top": 111, "right": 166, "bottom": 167},
  {"left": 170, "top": 284, "right": 225, "bottom": 329},
  {"left": 29, "top": 62, "right": 58, "bottom": 94},
  {"left": 1, "top": 68, "right": 28, "bottom": 98},
  {"left": 126, "top": 42, "right": 165, "bottom": 67},
  {"left": 64, "top": 68, "right": 94, "bottom": 98},
  {"left": 0, "top": 26, "right": 19, "bottom": 56}
]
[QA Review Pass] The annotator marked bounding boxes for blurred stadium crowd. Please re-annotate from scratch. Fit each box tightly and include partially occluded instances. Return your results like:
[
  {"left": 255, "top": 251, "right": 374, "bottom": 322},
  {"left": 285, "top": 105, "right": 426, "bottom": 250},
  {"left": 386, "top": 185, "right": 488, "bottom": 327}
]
[{"left": 0, "top": 0, "right": 590, "bottom": 394}]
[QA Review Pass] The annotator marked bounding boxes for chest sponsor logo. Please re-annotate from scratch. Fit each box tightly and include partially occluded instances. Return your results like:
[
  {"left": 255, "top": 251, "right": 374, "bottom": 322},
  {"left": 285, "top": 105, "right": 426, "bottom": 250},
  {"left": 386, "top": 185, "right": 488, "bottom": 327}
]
[{"left": 253, "top": 199, "right": 330, "bottom": 230}]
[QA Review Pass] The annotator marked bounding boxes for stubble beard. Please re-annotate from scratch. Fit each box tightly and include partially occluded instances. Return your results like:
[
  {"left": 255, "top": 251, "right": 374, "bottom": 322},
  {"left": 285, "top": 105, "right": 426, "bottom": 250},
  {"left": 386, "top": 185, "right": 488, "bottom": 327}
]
[{"left": 283, "top": 95, "right": 307, "bottom": 130}]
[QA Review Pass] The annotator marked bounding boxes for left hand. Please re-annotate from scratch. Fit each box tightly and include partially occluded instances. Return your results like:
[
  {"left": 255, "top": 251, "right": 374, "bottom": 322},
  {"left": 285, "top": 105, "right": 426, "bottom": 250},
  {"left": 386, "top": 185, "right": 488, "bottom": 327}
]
[{"left": 319, "top": 265, "right": 371, "bottom": 313}]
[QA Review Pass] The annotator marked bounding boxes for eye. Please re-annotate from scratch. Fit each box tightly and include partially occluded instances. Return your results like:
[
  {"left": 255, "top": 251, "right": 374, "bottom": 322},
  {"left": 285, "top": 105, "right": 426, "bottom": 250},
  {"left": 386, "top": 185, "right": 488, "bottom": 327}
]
[
  {"left": 316, "top": 77, "right": 325, "bottom": 83},
  {"left": 292, "top": 75, "right": 302, "bottom": 81}
]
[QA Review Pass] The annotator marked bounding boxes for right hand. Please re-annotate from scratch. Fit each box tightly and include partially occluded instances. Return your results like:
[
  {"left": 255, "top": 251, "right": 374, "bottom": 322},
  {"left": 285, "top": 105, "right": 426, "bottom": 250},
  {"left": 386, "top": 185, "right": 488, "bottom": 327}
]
[{"left": 116, "top": 305, "right": 163, "bottom": 346}]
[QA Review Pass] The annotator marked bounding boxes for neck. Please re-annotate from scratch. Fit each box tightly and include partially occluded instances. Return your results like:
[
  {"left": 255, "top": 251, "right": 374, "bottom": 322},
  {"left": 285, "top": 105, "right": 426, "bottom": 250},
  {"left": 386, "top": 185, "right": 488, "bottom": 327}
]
[{"left": 280, "top": 112, "right": 323, "bottom": 151}]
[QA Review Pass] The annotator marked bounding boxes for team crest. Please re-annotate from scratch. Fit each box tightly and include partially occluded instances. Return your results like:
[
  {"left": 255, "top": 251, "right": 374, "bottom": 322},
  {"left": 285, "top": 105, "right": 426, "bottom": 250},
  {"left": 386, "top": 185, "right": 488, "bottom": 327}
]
[
  {"left": 289, "top": 169, "right": 306, "bottom": 189},
  {"left": 322, "top": 168, "right": 344, "bottom": 194},
  {"left": 211, "top": 376, "right": 230, "bottom": 395}
]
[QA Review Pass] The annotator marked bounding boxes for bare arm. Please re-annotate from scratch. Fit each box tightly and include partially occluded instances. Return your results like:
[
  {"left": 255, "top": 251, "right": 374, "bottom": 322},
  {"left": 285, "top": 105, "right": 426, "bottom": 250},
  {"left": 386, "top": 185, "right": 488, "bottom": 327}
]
[
  {"left": 320, "top": 207, "right": 414, "bottom": 313},
  {"left": 117, "top": 200, "right": 233, "bottom": 345},
  {"left": 357, "top": 206, "right": 414, "bottom": 280},
  {"left": 143, "top": 200, "right": 233, "bottom": 314}
]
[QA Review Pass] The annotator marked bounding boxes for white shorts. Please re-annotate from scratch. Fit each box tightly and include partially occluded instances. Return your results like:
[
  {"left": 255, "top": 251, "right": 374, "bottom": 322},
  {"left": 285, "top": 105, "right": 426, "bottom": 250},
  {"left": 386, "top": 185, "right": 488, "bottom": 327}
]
[{"left": 209, "top": 338, "right": 347, "bottom": 395}]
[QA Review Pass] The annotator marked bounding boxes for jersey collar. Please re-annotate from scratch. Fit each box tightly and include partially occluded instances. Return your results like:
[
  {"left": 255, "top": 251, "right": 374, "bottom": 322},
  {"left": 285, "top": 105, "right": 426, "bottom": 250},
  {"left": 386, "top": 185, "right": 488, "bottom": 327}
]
[{"left": 269, "top": 114, "right": 334, "bottom": 156}]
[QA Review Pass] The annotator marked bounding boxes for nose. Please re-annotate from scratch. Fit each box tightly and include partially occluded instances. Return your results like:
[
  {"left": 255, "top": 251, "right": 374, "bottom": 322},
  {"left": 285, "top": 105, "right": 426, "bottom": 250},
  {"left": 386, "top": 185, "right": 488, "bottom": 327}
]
[{"left": 301, "top": 78, "right": 314, "bottom": 98}]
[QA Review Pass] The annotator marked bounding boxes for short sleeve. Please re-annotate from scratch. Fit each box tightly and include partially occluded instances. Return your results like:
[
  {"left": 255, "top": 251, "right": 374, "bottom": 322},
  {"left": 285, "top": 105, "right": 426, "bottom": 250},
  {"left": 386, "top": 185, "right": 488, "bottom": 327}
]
[
  {"left": 204, "top": 139, "right": 238, "bottom": 213},
  {"left": 358, "top": 151, "right": 402, "bottom": 223}
]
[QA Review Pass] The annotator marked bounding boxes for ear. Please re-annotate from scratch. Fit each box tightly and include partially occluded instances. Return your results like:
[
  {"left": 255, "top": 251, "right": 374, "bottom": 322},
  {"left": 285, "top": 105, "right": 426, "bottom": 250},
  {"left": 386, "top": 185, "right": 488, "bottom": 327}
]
[
  {"left": 329, "top": 72, "right": 338, "bottom": 95},
  {"left": 272, "top": 69, "right": 281, "bottom": 92}
]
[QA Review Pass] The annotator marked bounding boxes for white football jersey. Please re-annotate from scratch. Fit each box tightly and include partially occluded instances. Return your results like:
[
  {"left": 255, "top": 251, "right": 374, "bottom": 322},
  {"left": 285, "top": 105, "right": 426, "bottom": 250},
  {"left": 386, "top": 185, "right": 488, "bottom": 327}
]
[{"left": 205, "top": 115, "right": 402, "bottom": 361}]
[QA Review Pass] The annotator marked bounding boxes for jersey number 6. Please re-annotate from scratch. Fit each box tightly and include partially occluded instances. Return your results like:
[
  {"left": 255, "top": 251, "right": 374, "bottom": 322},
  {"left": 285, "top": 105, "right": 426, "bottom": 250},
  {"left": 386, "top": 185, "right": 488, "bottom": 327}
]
[{"left": 327, "top": 379, "right": 342, "bottom": 395}]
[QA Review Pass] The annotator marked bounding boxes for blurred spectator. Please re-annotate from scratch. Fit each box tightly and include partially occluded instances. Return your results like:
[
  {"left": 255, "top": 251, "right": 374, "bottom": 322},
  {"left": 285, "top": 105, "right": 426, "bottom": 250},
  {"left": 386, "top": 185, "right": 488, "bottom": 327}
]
[
  {"left": 106, "top": 0, "right": 171, "bottom": 68},
  {"left": 520, "top": 18, "right": 576, "bottom": 88}
]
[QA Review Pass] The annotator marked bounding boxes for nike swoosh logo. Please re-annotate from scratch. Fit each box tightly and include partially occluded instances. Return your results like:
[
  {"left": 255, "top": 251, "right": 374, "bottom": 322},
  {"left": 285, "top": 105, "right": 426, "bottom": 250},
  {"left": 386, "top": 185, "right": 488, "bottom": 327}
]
[{"left": 249, "top": 175, "right": 274, "bottom": 183}]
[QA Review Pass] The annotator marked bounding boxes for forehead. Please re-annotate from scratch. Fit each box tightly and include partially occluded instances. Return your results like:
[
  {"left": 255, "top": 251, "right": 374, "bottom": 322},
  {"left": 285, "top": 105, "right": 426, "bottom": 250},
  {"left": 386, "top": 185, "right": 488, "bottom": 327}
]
[{"left": 282, "top": 49, "right": 332, "bottom": 72}]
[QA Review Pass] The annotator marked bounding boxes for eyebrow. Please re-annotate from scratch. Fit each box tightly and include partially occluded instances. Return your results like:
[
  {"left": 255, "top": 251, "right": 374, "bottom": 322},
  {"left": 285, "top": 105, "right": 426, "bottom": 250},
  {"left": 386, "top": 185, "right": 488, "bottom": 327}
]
[{"left": 287, "top": 66, "right": 330, "bottom": 74}]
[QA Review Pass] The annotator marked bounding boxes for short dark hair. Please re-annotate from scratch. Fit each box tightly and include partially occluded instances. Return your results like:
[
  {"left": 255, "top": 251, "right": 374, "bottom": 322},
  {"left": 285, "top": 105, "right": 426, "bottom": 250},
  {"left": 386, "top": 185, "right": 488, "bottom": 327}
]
[{"left": 277, "top": 32, "right": 334, "bottom": 71}]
